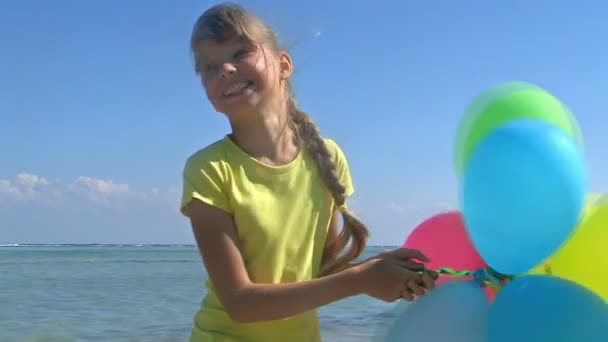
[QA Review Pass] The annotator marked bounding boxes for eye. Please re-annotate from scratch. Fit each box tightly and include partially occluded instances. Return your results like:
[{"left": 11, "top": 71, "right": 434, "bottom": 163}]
[
  {"left": 233, "top": 49, "right": 251, "bottom": 60},
  {"left": 199, "top": 63, "right": 219, "bottom": 77},
  {"left": 208, "top": 63, "right": 220, "bottom": 72}
]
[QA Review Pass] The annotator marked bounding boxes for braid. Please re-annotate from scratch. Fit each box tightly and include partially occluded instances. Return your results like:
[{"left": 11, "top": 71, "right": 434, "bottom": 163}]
[{"left": 286, "top": 87, "right": 370, "bottom": 276}]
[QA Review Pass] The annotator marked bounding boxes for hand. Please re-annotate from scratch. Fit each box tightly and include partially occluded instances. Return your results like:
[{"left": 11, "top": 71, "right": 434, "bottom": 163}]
[
  {"left": 355, "top": 248, "right": 437, "bottom": 302},
  {"left": 365, "top": 248, "right": 430, "bottom": 272}
]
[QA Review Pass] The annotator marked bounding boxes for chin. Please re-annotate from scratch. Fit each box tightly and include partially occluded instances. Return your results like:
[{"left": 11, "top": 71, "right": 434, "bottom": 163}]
[
  {"left": 219, "top": 96, "right": 265, "bottom": 114},
  {"left": 218, "top": 103, "right": 260, "bottom": 121}
]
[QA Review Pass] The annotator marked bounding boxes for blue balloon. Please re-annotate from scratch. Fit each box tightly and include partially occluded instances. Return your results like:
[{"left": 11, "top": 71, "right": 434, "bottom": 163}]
[
  {"left": 461, "top": 119, "right": 586, "bottom": 275},
  {"left": 488, "top": 275, "right": 608, "bottom": 342},
  {"left": 380, "top": 281, "right": 489, "bottom": 342}
]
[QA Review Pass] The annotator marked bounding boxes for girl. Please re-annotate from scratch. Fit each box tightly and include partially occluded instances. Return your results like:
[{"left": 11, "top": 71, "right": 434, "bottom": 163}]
[{"left": 180, "top": 3, "right": 436, "bottom": 341}]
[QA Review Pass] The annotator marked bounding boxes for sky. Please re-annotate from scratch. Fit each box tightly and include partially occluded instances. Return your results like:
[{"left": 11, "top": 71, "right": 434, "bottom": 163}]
[{"left": 1, "top": 0, "right": 607, "bottom": 245}]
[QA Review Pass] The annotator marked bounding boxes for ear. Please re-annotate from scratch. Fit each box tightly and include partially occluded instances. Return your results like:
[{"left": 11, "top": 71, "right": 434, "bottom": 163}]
[{"left": 278, "top": 51, "right": 293, "bottom": 79}]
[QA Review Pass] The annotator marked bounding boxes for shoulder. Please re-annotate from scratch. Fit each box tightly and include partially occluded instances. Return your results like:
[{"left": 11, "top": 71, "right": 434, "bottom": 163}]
[
  {"left": 185, "top": 137, "right": 231, "bottom": 168},
  {"left": 183, "top": 137, "right": 237, "bottom": 180},
  {"left": 182, "top": 137, "right": 235, "bottom": 188},
  {"left": 180, "top": 137, "right": 233, "bottom": 216},
  {"left": 323, "top": 138, "right": 349, "bottom": 163},
  {"left": 323, "top": 138, "right": 339, "bottom": 151},
  {"left": 322, "top": 137, "right": 354, "bottom": 196}
]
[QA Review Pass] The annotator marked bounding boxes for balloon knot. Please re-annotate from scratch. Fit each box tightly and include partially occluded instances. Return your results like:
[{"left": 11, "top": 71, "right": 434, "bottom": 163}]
[
  {"left": 486, "top": 267, "right": 514, "bottom": 282},
  {"left": 472, "top": 268, "right": 487, "bottom": 287},
  {"left": 472, "top": 267, "right": 514, "bottom": 291}
]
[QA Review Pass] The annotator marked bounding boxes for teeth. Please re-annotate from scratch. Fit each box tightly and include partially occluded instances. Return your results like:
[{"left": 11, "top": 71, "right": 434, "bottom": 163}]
[{"left": 224, "top": 82, "right": 249, "bottom": 96}]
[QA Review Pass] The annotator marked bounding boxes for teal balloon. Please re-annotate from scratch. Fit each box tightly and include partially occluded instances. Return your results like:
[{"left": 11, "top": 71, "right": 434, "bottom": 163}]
[
  {"left": 461, "top": 119, "right": 586, "bottom": 275},
  {"left": 381, "top": 281, "right": 489, "bottom": 342},
  {"left": 488, "top": 275, "right": 608, "bottom": 342}
]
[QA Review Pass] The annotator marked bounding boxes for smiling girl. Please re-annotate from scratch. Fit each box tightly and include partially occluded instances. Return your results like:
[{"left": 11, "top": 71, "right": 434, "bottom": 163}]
[{"left": 180, "top": 3, "right": 436, "bottom": 341}]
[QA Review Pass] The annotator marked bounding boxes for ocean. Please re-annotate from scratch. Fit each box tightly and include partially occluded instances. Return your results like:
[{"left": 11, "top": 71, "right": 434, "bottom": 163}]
[{"left": 0, "top": 245, "right": 403, "bottom": 342}]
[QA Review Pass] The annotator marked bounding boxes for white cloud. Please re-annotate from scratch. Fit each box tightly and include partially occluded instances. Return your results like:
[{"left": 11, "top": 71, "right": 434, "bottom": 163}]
[
  {"left": 17, "top": 173, "right": 49, "bottom": 187},
  {"left": 0, "top": 173, "right": 50, "bottom": 201},
  {"left": 388, "top": 202, "right": 420, "bottom": 216},
  {"left": 67, "top": 176, "right": 138, "bottom": 207},
  {"left": 71, "top": 176, "right": 131, "bottom": 195},
  {"left": 389, "top": 202, "right": 406, "bottom": 215},
  {"left": 0, "top": 173, "right": 178, "bottom": 210},
  {"left": 0, "top": 179, "right": 20, "bottom": 198}
]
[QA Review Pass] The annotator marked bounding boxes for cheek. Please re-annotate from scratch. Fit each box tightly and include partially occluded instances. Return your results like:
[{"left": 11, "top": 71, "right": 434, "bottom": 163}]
[
  {"left": 249, "top": 58, "right": 278, "bottom": 89},
  {"left": 202, "top": 78, "right": 222, "bottom": 102}
]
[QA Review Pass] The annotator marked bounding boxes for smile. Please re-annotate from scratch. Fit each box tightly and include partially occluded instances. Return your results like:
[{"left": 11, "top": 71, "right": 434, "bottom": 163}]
[{"left": 223, "top": 81, "right": 253, "bottom": 97}]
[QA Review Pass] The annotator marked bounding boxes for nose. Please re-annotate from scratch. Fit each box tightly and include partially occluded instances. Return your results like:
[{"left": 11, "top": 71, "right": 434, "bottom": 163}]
[{"left": 220, "top": 63, "right": 237, "bottom": 79}]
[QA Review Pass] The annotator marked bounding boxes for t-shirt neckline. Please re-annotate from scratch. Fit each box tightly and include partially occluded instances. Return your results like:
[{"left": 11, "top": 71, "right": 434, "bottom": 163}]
[{"left": 223, "top": 135, "right": 303, "bottom": 174}]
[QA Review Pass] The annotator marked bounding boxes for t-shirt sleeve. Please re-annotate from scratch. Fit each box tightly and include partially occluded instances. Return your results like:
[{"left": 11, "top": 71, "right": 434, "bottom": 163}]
[
  {"left": 325, "top": 139, "right": 355, "bottom": 200},
  {"left": 180, "top": 155, "right": 231, "bottom": 217}
]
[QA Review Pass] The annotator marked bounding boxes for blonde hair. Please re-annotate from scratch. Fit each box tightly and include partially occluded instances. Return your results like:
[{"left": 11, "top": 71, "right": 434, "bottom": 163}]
[{"left": 190, "top": 2, "right": 369, "bottom": 275}]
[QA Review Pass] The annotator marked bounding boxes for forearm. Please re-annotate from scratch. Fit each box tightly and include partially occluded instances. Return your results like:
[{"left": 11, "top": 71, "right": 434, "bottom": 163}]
[
  {"left": 321, "top": 261, "right": 364, "bottom": 276},
  {"left": 229, "top": 266, "right": 363, "bottom": 323}
]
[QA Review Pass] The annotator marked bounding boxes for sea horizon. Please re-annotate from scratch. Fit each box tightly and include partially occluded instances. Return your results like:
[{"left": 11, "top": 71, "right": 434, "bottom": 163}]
[{"left": 0, "top": 243, "right": 398, "bottom": 247}]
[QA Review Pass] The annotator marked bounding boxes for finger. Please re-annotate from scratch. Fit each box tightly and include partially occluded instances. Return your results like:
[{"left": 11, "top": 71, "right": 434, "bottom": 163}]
[
  {"left": 400, "top": 287, "right": 414, "bottom": 301},
  {"left": 420, "top": 272, "right": 436, "bottom": 291},
  {"left": 378, "top": 248, "right": 393, "bottom": 257},
  {"left": 407, "top": 279, "right": 425, "bottom": 297},
  {"left": 395, "top": 248, "right": 430, "bottom": 262},
  {"left": 380, "top": 248, "right": 429, "bottom": 262},
  {"left": 427, "top": 270, "right": 440, "bottom": 280},
  {"left": 395, "top": 259, "right": 425, "bottom": 271}
]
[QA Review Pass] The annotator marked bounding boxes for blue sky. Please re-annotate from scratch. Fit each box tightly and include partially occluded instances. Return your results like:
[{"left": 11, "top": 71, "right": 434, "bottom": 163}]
[{"left": 1, "top": 0, "right": 606, "bottom": 245}]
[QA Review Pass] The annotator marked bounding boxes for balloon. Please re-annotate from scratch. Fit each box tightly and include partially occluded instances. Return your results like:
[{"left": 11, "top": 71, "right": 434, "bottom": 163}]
[
  {"left": 527, "top": 192, "right": 605, "bottom": 276},
  {"left": 381, "top": 281, "right": 489, "bottom": 342},
  {"left": 461, "top": 119, "right": 587, "bottom": 275},
  {"left": 454, "top": 81, "right": 583, "bottom": 179},
  {"left": 539, "top": 201, "right": 608, "bottom": 300},
  {"left": 586, "top": 192, "right": 608, "bottom": 216},
  {"left": 488, "top": 275, "right": 608, "bottom": 342},
  {"left": 403, "top": 211, "right": 496, "bottom": 300}
]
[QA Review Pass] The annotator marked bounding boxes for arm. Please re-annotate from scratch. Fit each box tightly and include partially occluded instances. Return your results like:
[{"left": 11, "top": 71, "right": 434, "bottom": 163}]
[{"left": 188, "top": 198, "right": 365, "bottom": 323}]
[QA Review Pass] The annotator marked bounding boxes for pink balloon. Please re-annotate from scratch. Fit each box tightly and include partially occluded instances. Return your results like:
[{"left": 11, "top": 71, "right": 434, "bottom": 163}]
[{"left": 403, "top": 211, "right": 496, "bottom": 301}]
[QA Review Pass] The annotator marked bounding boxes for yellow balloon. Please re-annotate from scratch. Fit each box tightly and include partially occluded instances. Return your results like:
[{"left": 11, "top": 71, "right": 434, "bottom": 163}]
[
  {"left": 527, "top": 192, "right": 607, "bottom": 276},
  {"left": 587, "top": 193, "right": 608, "bottom": 216},
  {"left": 545, "top": 200, "right": 608, "bottom": 300},
  {"left": 527, "top": 263, "right": 551, "bottom": 276}
]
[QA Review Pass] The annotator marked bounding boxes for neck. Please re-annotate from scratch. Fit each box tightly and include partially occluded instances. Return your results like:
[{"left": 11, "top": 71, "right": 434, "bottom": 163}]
[{"left": 229, "top": 104, "right": 299, "bottom": 166}]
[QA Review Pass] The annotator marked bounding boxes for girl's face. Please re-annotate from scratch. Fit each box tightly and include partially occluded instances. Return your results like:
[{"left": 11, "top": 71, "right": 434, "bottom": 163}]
[{"left": 194, "top": 38, "right": 291, "bottom": 120}]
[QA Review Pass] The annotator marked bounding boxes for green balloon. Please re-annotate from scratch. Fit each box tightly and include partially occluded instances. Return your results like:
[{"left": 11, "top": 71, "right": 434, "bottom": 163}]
[{"left": 454, "top": 81, "right": 584, "bottom": 179}]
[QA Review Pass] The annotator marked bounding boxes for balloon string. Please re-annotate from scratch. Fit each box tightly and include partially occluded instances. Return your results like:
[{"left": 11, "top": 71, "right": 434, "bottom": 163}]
[{"left": 428, "top": 267, "right": 514, "bottom": 292}]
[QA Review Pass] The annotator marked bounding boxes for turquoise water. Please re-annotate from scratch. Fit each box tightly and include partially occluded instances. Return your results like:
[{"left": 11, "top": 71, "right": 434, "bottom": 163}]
[{"left": 0, "top": 245, "right": 401, "bottom": 341}]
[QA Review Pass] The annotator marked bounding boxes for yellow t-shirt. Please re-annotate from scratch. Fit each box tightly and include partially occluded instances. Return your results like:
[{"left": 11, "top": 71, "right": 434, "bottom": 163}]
[{"left": 180, "top": 135, "right": 355, "bottom": 342}]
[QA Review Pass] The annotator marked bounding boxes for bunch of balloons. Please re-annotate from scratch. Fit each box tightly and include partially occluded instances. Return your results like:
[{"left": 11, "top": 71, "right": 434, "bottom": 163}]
[{"left": 382, "top": 82, "right": 608, "bottom": 342}]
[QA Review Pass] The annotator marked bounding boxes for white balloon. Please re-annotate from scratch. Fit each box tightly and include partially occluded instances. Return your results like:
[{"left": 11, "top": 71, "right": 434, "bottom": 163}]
[{"left": 381, "top": 281, "right": 489, "bottom": 342}]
